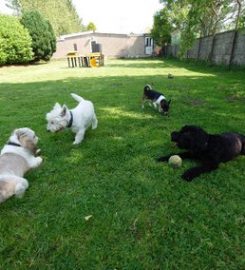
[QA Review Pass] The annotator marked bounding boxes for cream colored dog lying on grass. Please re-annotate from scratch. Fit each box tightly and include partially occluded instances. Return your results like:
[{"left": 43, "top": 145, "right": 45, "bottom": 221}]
[{"left": 0, "top": 128, "right": 42, "bottom": 203}]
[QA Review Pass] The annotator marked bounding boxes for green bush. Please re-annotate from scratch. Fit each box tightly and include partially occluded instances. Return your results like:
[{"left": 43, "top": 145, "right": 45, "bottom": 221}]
[
  {"left": 20, "top": 11, "right": 56, "bottom": 61},
  {"left": 0, "top": 15, "right": 33, "bottom": 65}
]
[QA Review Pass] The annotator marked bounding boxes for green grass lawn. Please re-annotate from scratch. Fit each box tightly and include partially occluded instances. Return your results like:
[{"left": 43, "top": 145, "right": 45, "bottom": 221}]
[{"left": 0, "top": 58, "right": 244, "bottom": 269}]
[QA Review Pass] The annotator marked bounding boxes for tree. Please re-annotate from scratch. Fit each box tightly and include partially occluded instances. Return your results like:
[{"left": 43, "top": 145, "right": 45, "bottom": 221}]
[
  {"left": 5, "top": 0, "right": 22, "bottom": 15},
  {"left": 240, "top": 11, "right": 245, "bottom": 28},
  {"left": 0, "top": 14, "right": 33, "bottom": 65},
  {"left": 87, "top": 22, "right": 96, "bottom": 32},
  {"left": 151, "top": 8, "right": 172, "bottom": 47},
  {"left": 17, "top": 0, "right": 86, "bottom": 36},
  {"left": 46, "top": 20, "right": 56, "bottom": 54},
  {"left": 159, "top": 0, "right": 244, "bottom": 57},
  {"left": 180, "top": 0, "right": 244, "bottom": 55},
  {"left": 20, "top": 10, "right": 56, "bottom": 61}
]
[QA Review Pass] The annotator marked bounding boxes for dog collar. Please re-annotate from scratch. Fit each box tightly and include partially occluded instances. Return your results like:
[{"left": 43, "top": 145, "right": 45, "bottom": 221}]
[
  {"left": 7, "top": 141, "right": 21, "bottom": 147},
  {"left": 67, "top": 111, "right": 73, "bottom": 128}
]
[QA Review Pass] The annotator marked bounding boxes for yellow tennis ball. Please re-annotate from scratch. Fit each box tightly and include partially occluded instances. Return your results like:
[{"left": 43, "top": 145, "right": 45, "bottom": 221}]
[{"left": 168, "top": 155, "right": 182, "bottom": 168}]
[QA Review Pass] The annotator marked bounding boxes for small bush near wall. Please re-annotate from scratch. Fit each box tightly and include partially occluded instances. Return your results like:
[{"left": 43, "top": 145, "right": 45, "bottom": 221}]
[{"left": 0, "top": 15, "right": 33, "bottom": 66}]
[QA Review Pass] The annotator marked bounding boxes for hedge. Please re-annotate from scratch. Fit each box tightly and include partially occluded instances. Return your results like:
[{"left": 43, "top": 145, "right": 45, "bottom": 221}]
[{"left": 0, "top": 15, "right": 33, "bottom": 65}]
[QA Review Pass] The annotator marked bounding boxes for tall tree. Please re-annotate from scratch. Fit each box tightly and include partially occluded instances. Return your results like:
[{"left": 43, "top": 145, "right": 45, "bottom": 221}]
[
  {"left": 240, "top": 8, "right": 245, "bottom": 28},
  {"left": 158, "top": 0, "right": 244, "bottom": 56},
  {"left": 151, "top": 8, "right": 172, "bottom": 47},
  {"left": 5, "top": 0, "right": 22, "bottom": 15},
  {"left": 10, "top": 0, "right": 86, "bottom": 36},
  {"left": 20, "top": 10, "right": 56, "bottom": 61}
]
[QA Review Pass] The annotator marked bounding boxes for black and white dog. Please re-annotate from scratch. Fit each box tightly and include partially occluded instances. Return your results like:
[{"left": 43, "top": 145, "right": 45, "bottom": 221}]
[
  {"left": 157, "top": 125, "right": 245, "bottom": 181},
  {"left": 142, "top": 84, "right": 171, "bottom": 115}
]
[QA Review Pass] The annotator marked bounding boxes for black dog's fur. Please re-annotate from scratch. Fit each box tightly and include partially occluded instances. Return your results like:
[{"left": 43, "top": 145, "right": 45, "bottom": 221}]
[
  {"left": 157, "top": 125, "right": 245, "bottom": 181},
  {"left": 142, "top": 84, "right": 171, "bottom": 115}
]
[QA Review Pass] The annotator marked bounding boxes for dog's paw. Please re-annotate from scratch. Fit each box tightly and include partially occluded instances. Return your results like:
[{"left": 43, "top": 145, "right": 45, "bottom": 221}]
[
  {"left": 73, "top": 141, "right": 81, "bottom": 145},
  {"left": 156, "top": 156, "right": 168, "bottom": 162},
  {"left": 35, "top": 157, "right": 43, "bottom": 166},
  {"left": 15, "top": 180, "right": 29, "bottom": 198},
  {"left": 35, "top": 149, "right": 41, "bottom": 156},
  {"left": 181, "top": 170, "right": 195, "bottom": 182},
  {"left": 15, "top": 186, "right": 26, "bottom": 198}
]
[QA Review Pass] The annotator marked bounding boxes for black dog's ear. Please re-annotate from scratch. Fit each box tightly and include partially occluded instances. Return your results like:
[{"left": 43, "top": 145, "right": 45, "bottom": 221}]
[{"left": 168, "top": 99, "right": 172, "bottom": 105}]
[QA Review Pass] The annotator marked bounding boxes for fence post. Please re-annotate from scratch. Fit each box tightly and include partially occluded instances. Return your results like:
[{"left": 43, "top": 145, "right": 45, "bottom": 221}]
[
  {"left": 197, "top": 38, "right": 202, "bottom": 59},
  {"left": 228, "top": 30, "right": 238, "bottom": 69},
  {"left": 208, "top": 34, "right": 216, "bottom": 63},
  {"left": 229, "top": 0, "right": 241, "bottom": 69}
]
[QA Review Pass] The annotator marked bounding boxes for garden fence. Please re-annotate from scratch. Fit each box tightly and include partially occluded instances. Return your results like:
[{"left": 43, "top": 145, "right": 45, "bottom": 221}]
[{"left": 164, "top": 29, "right": 245, "bottom": 66}]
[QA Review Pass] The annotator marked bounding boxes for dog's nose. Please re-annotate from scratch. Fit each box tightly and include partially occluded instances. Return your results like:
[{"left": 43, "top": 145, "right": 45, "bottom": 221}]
[{"left": 47, "top": 129, "right": 51, "bottom": 132}]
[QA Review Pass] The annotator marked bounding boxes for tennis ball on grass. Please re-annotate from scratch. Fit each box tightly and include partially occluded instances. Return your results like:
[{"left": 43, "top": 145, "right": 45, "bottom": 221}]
[{"left": 168, "top": 155, "right": 182, "bottom": 168}]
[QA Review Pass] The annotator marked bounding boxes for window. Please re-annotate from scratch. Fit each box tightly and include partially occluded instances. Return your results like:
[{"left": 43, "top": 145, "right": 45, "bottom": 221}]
[{"left": 73, "top": 43, "right": 77, "bottom": 51}]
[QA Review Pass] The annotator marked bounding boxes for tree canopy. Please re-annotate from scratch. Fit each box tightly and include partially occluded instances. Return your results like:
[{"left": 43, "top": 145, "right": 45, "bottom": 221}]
[
  {"left": 20, "top": 10, "right": 56, "bottom": 61},
  {"left": 0, "top": 14, "right": 33, "bottom": 65},
  {"left": 6, "top": 0, "right": 89, "bottom": 36},
  {"left": 87, "top": 22, "right": 97, "bottom": 32},
  {"left": 154, "top": 0, "right": 245, "bottom": 56},
  {"left": 151, "top": 8, "right": 172, "bottom": 47}
]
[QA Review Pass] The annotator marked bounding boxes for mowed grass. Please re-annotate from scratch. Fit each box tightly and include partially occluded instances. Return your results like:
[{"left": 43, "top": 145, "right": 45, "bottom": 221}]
[{"left": 0, "top": 58, "right": 244, "bottom": 269}]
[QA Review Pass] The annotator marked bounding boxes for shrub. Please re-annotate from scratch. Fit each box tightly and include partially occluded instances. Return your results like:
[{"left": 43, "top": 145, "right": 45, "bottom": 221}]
[
  {"left": 0, "top": 15, "right": 33, "bottom": 65},
  {"left": 20, "top": 11, "right": 56, "bottom": 61}
]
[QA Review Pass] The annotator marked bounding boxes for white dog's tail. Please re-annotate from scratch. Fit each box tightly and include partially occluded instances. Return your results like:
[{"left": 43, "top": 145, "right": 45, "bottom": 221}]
[
  {"left": 71, "top": 93, "right": 84, "bottom": 103},
  {"left": 91, "top": 114, "right": 98, "bottom": 130}
]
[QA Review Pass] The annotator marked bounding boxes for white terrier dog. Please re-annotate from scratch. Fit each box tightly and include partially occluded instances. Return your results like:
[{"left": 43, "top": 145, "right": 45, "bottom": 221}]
[
  {"left": 46, "top": 93, "right": 98, "bottom": 144},
  {"left": 0, "top": 128, "right": 42, "bottom": 203}
]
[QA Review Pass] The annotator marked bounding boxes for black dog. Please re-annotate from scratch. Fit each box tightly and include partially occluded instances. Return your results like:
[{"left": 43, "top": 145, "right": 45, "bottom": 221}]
[
  {"left": 142, "top": 84, "right": 171, "bottom": 115},
  {"left": 157, "top": 125, "right": 245, "bottom": 181}
]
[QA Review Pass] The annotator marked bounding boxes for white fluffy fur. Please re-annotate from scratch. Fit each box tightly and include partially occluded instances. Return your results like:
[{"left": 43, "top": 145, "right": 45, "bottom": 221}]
[
  {"left": 0, "top": 128, "right": 42, "bottom": 203},
  {"left": 46, "top": 93, "right": 98, "bottom": 144}
]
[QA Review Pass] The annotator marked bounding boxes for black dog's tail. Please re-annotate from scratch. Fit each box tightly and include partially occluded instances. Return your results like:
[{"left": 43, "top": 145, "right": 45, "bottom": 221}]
[{"left": 239, "top": 134, "right": 245, "bottom": 154}]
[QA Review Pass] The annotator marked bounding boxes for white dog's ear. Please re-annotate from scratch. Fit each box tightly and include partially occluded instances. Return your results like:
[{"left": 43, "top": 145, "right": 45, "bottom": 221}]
[
  {"left": 14, "top": 128, "right": 37, "bottom": 154},
  {"left": 20, "top": 138, "right": 37, "bottom": 154},
  {"left": 60, "top": 105, "right": 68, "bottom": 117},
  {"left": 14, "top": 128, "right": 26, "bottom": 139},
  {"left": 53, "top": 103, "right": 61, "bottom": 110}
]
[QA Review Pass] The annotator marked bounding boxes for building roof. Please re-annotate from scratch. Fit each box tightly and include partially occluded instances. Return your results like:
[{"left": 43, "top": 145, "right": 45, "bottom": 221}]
[{"left": 58, "top": 31, "right": 151, "bottom": 41}]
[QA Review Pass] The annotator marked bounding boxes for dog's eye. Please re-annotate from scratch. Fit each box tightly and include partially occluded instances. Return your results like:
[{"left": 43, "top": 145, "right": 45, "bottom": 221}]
[{"left": 51, "top": 121, "right": 54, "bottom": 124}]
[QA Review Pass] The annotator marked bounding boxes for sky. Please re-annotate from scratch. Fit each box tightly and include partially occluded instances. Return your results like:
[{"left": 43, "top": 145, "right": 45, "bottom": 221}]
[
  {"left": 0, "top": 0, "right": 163, "bottom": 34},
  {"left": 0, "top": 0, "right": 13, "bottom": 15},
  {"left": 72, "top": 0, "right": 162, "bottom": 34}
]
